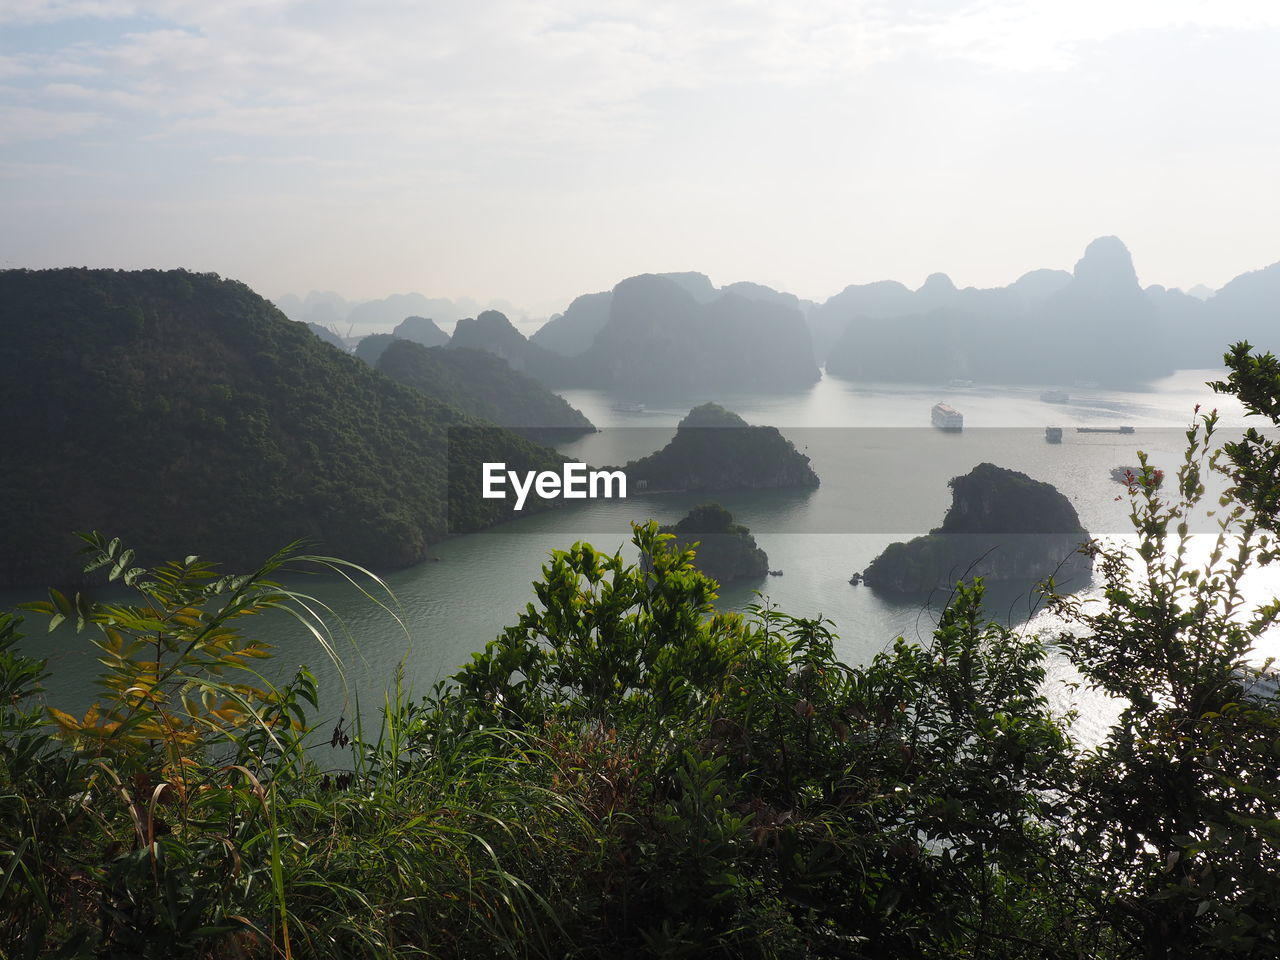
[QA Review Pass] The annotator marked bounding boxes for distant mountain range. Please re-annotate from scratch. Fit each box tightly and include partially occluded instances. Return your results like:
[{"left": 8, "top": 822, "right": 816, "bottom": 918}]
[
  {"left": 298, "top": 239, "right": 1280, "bottom": 393},
  {"left": 565, "top": 274, "right": 819, "bottom": 393},
  {"left": 274, "top": 290, "right": 526, "bottom": 333},
  {"left": 814, "top": 237, "right": 1280, "bottom": 386},
  {"left": 9, "top": 249, "right": 1278, "bottom": 585},
  {"left": 820, "top": 236, "right": 1264, "bottom": 387},
  {"left": 317, "top": 273, "right": 822, "bottom": 396}
]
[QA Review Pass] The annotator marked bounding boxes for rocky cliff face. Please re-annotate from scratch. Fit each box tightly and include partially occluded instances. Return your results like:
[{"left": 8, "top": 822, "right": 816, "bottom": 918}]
[
  {"left": 623, "top": 404, "right": 819, "bottom": 493},
  {"left": 862, "top": 463, "right": 1092, "bottom": 593},
  {"left": 448, "top": 309, "right": 571, "bottom": 385},
  {"left": 449, "top": 310, "right": 536, "bottom": 370},
  {"left": 1070, "top": 235, "right": 1143, "bottom": 299},
  {"left": 807, "top": 279, "right": 917, "bottom": 362},
  {"left": 821, "top": 236, "right": 1179, "bottom": 387},
  {"left": 939, "top": 463, "right": 1087, "bottom": 536},
  {"left": 1032, "top": 235, "right": 1160, "bottom": 385},
  {"left": 529, "top": 291, "right": 612, "bottom": 356},
  {"left": 575, "top": 275, "right": 819, "bottom": 394},
  {"left": 393, "top": 315, "right": 449, "bottom": 348},
  {"left": 532, "top": 274, "right": 815, "bottom": 367}
]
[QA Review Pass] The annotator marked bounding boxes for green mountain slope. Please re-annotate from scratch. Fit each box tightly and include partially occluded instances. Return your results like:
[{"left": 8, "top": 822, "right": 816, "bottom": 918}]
[
  {"left": 0, "top": 268, "right": 564, "bottom": 585},
  {"left": 376, "top": 339, "right": 594, "bottom": 438}
]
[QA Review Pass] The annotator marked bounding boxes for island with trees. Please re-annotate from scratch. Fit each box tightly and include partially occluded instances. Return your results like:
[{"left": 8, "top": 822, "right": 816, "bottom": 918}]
[
  {"left": 654, "top": 503, "right": 769, "bottom": 585},
  {"left": 622, "top": 403, "right": 819, "bottom": 492},
  {"left": 860, "top": 462, "right": 1093, "bottom": 593}
]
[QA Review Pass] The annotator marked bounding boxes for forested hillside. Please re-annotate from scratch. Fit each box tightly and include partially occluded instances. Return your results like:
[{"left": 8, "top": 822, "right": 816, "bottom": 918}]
[
  {"left": 376, "top": 339, "right": 594, "bottom": 437},
  {"left": 0, "top": 268, "right": 564, "bottom": 584}
]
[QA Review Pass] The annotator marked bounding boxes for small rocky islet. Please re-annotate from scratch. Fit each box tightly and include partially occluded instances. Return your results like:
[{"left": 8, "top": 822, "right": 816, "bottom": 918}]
[{"left": 859, "top": 462, "right": 1093, "bottom": 594}]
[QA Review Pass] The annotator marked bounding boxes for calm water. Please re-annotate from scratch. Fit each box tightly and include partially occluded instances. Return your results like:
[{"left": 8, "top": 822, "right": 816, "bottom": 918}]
[{"left": 11, "top": 369, "right": 1278, "bottom": 744}]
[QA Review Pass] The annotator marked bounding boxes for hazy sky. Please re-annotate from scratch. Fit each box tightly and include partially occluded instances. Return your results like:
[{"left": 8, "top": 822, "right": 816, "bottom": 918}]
[{"left": 3, "top": 1, "right": 1278, "bottom": 315}]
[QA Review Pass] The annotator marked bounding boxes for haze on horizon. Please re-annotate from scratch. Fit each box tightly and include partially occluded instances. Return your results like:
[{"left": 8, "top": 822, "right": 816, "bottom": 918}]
[{"left": 2, "top": 0, "right": 1279, "bottom": 316}]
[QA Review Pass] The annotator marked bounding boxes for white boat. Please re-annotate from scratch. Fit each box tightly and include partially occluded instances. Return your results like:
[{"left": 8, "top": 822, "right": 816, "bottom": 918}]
[{"left": 931, "top": 402, "right": 963, "bottom": 431}]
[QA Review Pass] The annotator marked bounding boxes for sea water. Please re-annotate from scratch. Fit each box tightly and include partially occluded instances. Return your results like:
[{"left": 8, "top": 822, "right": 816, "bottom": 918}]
[{"left": 11, "top": 369, "right": 1278, "bottom": 746}]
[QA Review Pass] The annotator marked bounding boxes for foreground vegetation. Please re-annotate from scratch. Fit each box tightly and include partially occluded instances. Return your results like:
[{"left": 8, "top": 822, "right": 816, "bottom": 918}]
[{"left": 3, "top": 344, "right": 1280, "bottom": 958}]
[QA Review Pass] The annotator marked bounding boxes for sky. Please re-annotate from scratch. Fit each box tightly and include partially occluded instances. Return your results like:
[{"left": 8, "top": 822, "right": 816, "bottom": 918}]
[{"left": 2, "top": 0, "right": 1279, "bottom": 316}]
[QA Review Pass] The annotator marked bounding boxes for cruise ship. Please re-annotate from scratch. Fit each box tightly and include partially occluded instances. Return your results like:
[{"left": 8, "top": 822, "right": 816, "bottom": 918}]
[{"left": 931, "top": 402, "right": 963, "bottom": 431}]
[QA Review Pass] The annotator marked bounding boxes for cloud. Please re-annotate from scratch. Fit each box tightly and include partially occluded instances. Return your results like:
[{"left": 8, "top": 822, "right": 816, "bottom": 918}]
[
  {"left": 1, "top": 0, "right": 1275, "bottom": 312},
  {"left": 0, "top": 105, "right": 104, "bottom": 141},
  {"left": 0, "top": 56, "right": 31, "bottom": 78},
  {"left": 15, "top": 0, "right": 1273, "bottom": 156},
  {"left": 8, "top": 0, "right": 1280, "bottom": 141},
  {"left": 0, "top": 159, "right": 84, "bottom": 178},
  {"left": 908, "top": 0, "right": 1280, "bottom": 71},
  {"left": 0, "top": 0, "right": 298, "bottom": 25},
  {"left": 43, "top": 80, "right": 154, "bottom": 109},
  {"left": 0, "top": 1, "right": 901, "bottom": 150},
  {"left": 211, "top": 152, "right": 349, "bottom": 167},
  {"left": 0, "top": 1, "right": 136, "bottom": 25}
]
